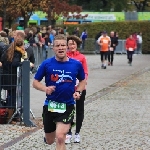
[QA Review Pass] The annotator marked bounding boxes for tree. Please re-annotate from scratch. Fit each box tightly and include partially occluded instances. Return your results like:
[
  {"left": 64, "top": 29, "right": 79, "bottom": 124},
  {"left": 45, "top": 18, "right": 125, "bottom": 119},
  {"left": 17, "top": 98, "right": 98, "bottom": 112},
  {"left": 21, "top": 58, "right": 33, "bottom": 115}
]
[
  {"left": 0, "top": 0, "right": 13, "bottom": 29},
  {"left": 40, "top": 0, "right": 82, "bottom": 25},
  {"left": 0, "top": 0, "right": 41, "bottom": 29},
  {"left": 7, "top": 0, "right": 41, "bottom": 28},
  {"left": 127, "top": 0, "right": 150, "bottom": 11}
]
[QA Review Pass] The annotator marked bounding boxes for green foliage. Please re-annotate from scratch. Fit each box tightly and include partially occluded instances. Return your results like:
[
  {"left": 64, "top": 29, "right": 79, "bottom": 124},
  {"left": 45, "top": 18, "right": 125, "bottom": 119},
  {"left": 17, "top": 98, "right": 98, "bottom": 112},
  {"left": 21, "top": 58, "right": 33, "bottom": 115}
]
[{"left": 63, "top": 21, "right": 150, "bottom": 54}]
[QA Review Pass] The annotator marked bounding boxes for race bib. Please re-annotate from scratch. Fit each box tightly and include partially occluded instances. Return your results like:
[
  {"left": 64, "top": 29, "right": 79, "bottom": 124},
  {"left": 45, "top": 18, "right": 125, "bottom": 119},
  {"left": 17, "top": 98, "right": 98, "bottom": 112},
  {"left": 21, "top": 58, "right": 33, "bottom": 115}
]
[
  {"left": 110, "top": 47, "right": 114, "bottom": 51},
  {"left": 48, "top": 101, "right": 66, "bottom": 113},
  {"left": 103, "top": 39, "right": 108, "bottom": 44},
  {"left": 129, "top": 48, "right": 133, "bottom": 51}
]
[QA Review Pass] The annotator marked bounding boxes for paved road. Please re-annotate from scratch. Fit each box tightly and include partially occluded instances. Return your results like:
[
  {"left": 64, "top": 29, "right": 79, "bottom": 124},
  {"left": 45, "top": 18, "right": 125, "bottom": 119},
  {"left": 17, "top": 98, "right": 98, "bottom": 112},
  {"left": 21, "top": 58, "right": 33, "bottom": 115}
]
[
  {"left": 30, "top": 54, "right": 150, "bottom": 118},
  {"left": 1, "top": 54, "right": 150, "bottom": 150}
]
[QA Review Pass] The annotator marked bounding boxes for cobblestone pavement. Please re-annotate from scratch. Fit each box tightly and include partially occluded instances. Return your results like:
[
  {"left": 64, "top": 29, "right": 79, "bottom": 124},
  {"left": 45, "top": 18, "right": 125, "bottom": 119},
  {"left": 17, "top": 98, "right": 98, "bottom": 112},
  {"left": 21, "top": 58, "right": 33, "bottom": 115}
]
[{"left": 1, "top": 65, "right": 150, "bottom": 149}]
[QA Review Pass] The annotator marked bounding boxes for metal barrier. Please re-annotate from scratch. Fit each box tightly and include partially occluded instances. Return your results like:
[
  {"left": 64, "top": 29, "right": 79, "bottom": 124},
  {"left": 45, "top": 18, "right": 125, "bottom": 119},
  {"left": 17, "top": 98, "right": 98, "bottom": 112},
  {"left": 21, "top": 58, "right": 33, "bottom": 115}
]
[
  {"left": 0, "top": 61, "right": 36, "bottom": 127},
  {"left": 81, "top": 39, "right": 130, "bottom": 54},
  {"left": 32, "top": 45, "right": 55, "bottom": 69},
  {"left": 114, "top": 39, "right": 127, "bottom": 54}
]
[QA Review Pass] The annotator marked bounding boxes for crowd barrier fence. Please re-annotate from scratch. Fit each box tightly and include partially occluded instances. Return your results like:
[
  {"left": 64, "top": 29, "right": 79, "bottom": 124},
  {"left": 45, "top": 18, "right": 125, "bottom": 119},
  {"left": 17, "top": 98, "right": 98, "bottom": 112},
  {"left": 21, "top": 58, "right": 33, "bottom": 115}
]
[{"left": 0, "top": 61, "right": 36, "bottom": 127}]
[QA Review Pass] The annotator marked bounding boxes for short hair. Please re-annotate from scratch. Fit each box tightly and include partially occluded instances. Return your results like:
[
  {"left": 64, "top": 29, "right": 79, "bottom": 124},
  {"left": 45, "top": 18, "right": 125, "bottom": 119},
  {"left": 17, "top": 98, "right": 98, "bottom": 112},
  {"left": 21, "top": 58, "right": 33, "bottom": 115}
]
[{"left": 54, "top": 34, "right": 67, "bottom": 41}]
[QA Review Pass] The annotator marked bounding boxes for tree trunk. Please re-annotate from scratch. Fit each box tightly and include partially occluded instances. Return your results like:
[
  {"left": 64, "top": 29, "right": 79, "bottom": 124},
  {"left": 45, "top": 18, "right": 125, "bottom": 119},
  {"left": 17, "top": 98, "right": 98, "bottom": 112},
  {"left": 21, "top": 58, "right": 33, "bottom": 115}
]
[
  {"left": 23, "top": 14, "right": 30, "bottom": 29},
  {"left": 2, "top": 5, "right": 6, "bottom": 30},
  {"left": 8, "top": 17, "right": 13, "bottom": 29},
  {"left": 48, "top": 7, "right": 52, "bottom": 25}
]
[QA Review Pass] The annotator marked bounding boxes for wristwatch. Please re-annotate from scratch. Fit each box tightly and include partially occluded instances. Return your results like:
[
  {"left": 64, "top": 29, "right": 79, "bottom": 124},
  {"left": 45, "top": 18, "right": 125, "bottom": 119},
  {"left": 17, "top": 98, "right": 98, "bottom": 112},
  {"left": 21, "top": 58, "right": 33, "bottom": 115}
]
[{"left": 76, "top": 91, "right": 82, "bottom": 96}]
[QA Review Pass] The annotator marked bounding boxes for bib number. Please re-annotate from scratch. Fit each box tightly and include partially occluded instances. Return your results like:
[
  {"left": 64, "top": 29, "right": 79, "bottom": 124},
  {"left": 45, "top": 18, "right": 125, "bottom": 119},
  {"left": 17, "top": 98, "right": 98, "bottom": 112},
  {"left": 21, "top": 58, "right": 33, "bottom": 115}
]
[
  {"left": 48, "top": 101, "right": 66, "bottom": 113},
  {"left": 129, "top": 48, "right": 133, "bottom": 51},
  {"left": 110, "top": 47, "right": 114, "bottom": 51}
]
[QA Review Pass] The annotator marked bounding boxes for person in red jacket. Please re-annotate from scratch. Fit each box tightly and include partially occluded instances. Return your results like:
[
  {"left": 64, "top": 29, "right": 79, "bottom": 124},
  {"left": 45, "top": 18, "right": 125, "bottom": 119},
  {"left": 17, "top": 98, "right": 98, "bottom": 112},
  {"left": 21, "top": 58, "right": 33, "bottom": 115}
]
[
  {"left": 125, "top": 34, "right": 137, "bottom": 66},
  {"left": 65, "top": 35, "right": 88, "bottom": 144}
]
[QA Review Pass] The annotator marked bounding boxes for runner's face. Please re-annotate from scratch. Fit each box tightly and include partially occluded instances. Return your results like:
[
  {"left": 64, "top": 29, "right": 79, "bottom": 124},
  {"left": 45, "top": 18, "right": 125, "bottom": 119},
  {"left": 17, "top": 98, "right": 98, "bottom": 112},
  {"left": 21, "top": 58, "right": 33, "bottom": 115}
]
[
  {"left": 129, "top": 35, "right": 133, "bottom": 39},
  {"left": 68, "top": 40, "right": 77, "bottom": 52},
  {"left": 53, "top": 40, "right": 67, "bottom": 61},
  {"left": 110, "top": 32, "right": 114, "bottom": 37}
]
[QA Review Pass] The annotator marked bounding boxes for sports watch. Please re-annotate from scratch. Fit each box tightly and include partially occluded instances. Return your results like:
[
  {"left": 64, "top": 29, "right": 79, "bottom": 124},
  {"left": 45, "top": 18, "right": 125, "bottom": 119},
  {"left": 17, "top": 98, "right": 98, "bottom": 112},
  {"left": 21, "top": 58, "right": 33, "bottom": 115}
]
[{"left": 76, "top": 91, "right": 82, "bottom": 96}]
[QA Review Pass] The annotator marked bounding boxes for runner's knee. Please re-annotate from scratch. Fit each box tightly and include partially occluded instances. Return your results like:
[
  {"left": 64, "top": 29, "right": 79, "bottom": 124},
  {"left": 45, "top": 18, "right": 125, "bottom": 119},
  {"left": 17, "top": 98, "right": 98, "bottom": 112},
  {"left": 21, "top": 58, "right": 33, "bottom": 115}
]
[
  {"left": 46, "top": 138, "right": 55, "bottom": 145},
  {"left": 56, "top": 134, "right": 65, "bottom": 145}
]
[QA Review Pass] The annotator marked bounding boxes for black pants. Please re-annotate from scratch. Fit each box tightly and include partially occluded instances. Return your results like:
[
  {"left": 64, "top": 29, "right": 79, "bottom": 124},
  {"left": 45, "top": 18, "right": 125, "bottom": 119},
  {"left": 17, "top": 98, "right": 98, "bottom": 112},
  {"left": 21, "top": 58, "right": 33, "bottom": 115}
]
[
  {"left": 100, "top": 51, "right": 108, "bottom": 62},
  {"left": 68, "top": 90, "right": 86, "bottom": 134},
  {"left": 108, "top": 51, "right": 114, "bottom": 63},
  {"left": 127, "top": 51, "right": 134, "bottom": 63}
]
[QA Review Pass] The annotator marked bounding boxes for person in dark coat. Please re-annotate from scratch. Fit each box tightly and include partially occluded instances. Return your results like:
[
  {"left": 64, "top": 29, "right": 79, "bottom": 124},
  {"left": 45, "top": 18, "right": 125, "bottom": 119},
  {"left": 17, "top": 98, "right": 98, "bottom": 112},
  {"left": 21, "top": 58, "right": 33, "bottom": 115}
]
[
  {"left": 108, "top": 31, "right": 118, "bottom": 66},
  {"left": 1, "top": 39, "right": 25, "bottom": 108}
]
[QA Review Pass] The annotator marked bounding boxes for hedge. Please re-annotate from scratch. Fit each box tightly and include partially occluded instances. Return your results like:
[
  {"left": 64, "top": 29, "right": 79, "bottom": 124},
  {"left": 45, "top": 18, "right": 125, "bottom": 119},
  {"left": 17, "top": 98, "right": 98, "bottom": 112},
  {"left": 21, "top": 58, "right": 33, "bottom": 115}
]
[{"left": 63, "top": 21, "right": 150, "bottom": 54}]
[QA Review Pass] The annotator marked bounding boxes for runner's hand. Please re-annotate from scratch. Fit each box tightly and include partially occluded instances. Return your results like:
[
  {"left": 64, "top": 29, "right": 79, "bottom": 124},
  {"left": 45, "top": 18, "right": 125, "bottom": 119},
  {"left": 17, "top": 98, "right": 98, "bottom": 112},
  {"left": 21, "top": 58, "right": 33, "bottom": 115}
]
[
  {"left": 45, "top": 86, "right": 56, "bottom": 95},
  {"left": 73, "top": 91, "right": 81, "bottom": 100}
]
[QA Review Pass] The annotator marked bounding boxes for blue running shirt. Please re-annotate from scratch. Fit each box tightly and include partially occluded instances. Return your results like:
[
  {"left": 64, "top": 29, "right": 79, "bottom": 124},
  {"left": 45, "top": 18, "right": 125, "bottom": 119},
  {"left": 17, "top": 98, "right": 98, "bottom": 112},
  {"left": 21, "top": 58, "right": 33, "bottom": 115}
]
[{"left": 34, "top": 57, "right": 85, "bottom": 105}]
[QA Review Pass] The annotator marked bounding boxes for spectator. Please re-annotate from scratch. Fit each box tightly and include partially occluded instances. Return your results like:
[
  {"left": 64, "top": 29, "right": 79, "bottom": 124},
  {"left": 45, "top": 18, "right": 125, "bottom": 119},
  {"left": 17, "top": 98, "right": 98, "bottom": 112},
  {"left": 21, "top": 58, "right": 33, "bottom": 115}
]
[
  {"left": 95, "top": 31, "right": 102, "bottom": 53},
  {"left": 72, "top": 27, "right": 80, "bottom": 37},
  {"left": 137, "top": 32, "right": 142, "bottom": 54},
  {"left": 132, "top": 32, "right": 138, "bottom": 54},
  {"left": 80, "top": 29, "right": 88, "bottom": 50},
  {"left": 0, "top": 32, "right": 9, "bottom": 45},
  {"left": 43, "top": 32, "right": 51, "bottom": 60},
  {"left": 1, "top": 38, "right": 26, "bottom": 121}
]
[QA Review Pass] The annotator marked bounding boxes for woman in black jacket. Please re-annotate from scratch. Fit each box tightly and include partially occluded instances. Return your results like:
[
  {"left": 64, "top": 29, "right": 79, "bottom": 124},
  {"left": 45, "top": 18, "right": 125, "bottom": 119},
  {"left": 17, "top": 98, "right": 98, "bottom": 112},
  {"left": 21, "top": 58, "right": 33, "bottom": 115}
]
[
  {"left": 1, "top": 39, "right": 25, "bottom": 108},
  {"left": 108, "top": 31, "right": 118, "bottom": 66}
]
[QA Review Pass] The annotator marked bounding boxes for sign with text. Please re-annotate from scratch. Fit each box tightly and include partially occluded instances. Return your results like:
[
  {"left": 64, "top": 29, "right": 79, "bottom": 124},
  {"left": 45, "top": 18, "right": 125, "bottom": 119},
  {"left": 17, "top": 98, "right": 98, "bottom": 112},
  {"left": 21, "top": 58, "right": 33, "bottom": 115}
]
[{"left": 85, "top": 14, "right": 116, "bottom": 21}]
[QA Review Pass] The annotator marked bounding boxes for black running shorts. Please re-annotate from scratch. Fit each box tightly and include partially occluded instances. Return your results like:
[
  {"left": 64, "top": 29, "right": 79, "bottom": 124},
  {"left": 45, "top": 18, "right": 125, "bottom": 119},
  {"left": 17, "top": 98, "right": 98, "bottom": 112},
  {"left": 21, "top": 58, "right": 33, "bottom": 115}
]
[{"left": 42, "top": 104, "right": 75, "bottom": 133}]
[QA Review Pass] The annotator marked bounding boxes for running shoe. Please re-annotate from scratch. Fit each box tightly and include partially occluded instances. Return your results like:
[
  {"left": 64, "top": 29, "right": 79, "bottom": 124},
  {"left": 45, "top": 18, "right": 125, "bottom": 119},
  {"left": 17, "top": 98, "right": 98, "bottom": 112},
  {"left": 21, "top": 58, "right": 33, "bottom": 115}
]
[
  {"left": 74, "top": 133, "right": 80, "bottom": 143},
  {"left": 103, "top": 66, "right": 106, "bottom": 69},
  {"left": 65, "top": 134, "right": 72, "bottom": 144}
]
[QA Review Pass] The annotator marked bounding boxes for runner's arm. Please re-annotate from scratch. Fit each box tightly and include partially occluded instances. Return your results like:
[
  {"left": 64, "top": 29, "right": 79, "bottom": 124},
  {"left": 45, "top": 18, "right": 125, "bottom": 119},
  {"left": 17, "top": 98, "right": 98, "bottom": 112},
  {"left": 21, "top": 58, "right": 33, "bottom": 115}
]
[
  {"left": 33, "top": 79, "right": 46, "bottom": 92},
  {"left": 76, "top": 79, "right": 86, "bottom": 92},
  {"left": 33, "top": 79, "right": 56, "bottom": 95}
]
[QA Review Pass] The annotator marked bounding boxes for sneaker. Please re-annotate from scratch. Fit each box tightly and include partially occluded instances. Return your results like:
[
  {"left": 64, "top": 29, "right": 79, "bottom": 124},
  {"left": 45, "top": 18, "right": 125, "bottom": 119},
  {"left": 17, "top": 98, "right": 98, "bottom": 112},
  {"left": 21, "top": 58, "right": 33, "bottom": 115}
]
[
  {"left": 74, "top": 133, "right": 80, "bottom": 143},
  {"left": 65, "top": 134, "right": 72, "bottom": 144},
  {"left": 101, "top": 64, "right": 104, "bottom": 68},
  {"left": 129, "top": 63, "right": 132, "bottom": 66},
  {"left": 103, "top": 66, "right": 106, "bottom": 69}
]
